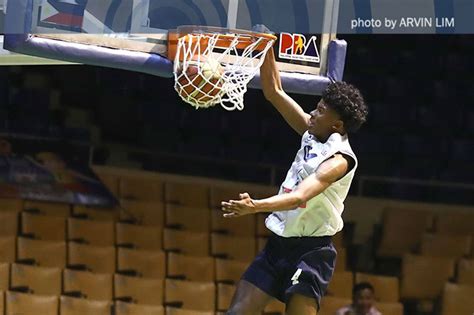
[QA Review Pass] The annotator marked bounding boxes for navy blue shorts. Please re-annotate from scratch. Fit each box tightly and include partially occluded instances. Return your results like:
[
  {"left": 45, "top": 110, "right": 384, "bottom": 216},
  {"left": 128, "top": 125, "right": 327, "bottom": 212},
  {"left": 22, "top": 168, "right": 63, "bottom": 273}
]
[{"left": 241, "top": 233, "right": 336, "bottom": 309}]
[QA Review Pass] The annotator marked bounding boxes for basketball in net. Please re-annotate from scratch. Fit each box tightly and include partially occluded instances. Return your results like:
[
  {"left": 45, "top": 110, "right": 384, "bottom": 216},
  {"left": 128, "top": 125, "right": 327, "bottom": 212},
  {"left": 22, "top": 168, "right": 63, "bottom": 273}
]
[
  {"left": 172, "top": 26, "right": 277, "bottom": 111},
  {"left": 175, "top": 56, "right": 225, "bottom": 108}
]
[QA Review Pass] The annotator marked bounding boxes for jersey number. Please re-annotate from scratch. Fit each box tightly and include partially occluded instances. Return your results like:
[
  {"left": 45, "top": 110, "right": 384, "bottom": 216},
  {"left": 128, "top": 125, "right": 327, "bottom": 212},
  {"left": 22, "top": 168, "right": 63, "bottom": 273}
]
[
  {"left": 291, "top": 268, "right": 303, "bottom": 285},
  {"left": 303, "top": 145, "right": 317, "bottom": 161}
]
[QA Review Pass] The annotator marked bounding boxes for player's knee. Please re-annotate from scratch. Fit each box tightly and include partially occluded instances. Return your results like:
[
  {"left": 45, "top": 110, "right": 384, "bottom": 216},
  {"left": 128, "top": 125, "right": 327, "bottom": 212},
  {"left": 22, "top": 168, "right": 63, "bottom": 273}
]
[{"left": 286, "top": 295, "right": 318, "bottom": 315}]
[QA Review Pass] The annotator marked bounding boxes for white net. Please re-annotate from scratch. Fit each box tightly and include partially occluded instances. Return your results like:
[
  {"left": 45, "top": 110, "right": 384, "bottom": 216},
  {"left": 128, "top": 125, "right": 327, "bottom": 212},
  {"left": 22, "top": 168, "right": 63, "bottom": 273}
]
[{"left": 173, "top": 27, "right": 276, "bottom": 111}]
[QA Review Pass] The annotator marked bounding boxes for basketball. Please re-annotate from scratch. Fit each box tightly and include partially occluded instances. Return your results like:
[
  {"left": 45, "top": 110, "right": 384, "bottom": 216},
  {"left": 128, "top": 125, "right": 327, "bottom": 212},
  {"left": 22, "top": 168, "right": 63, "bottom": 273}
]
[{"left": 176, "top": 57, "right": 225, "bottom": 107}]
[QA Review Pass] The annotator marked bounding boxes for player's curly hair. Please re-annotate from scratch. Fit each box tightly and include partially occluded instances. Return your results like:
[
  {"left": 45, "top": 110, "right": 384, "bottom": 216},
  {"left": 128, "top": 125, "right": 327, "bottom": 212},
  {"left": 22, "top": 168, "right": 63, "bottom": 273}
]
[{"left": 322, "top": 81, "right": 368, "bottom": 133}]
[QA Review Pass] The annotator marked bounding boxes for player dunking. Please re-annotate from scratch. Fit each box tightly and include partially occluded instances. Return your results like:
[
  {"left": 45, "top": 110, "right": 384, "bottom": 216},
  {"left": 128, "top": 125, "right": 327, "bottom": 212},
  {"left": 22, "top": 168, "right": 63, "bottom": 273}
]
[{"left": 221, "top": 48, "right": 368, "bottom": 315}]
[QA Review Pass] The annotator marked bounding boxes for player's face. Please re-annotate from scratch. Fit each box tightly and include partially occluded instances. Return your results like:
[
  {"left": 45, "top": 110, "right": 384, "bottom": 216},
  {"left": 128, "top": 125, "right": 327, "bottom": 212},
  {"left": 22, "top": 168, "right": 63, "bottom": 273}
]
[
  {"left": 308, "top": 100, "right": 343, "bottom": 139},
  {"left": 353, "top": 288, "right": 375, "bottom": 314}
]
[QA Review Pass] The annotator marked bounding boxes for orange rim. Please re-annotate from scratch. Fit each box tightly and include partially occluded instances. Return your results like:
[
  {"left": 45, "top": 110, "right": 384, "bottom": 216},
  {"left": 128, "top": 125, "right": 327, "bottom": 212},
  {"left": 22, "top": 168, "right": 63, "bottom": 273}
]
[
  {"left": 210, "top": 32, "right": 277, "bottom": 50},
  {"left": 168, "top": 26, "right": 277, "bottom": 59}
]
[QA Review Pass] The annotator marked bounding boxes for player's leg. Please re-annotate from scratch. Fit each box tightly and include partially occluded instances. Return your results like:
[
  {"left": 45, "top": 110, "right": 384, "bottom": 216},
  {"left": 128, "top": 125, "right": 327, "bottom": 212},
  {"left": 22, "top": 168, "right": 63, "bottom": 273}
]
[
  {"left": 226, "top": 234, "right": 283, "bottom": 314},
  {"left": 285, "top": 293, "right": 318, "bottom": 315},
  {"left": 226, "top": 279, "right": 274, "bottom": 315},
  {"left": 283, "top": 238, "right": 336, "bottom": 315}
]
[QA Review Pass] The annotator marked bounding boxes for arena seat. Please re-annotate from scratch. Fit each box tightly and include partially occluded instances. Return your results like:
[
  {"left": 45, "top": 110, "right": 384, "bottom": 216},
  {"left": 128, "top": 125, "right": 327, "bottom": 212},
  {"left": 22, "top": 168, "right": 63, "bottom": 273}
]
[
  {"left": 167, "top": 252, "right": 214, "bottom": 282},
  {"left": 256, "top": 213, "right": 272, "bottom": 237},
  {"left": 0, "top": 263, "right": 9, "bottom": 291},
  {"left": 165, "top": 307, "right": 215, "bottom": 315},
  {"left": 335, "top": 247, "right": 347, "bottom": 272},
  {"left": 17, "top": 237, "right": 66, "bottom": 268},
  {"left": 10, "top": 263, "right": 61, "bottom": 295},
  {"left": 0, "top": 198, "right": 22, "bottom": 213},
  {"left": 376, "top": 302, "right": 404, "bottom": 315},
  {"left": 165, "top": 204, "right": 210, "bottom": 232},
  {"left": 119, "top": 177, "right": 164, "bottom": 201},
  {"left": 215, "top": 258, "right": 249, "bottom": 284},
  {"left": 117, "top": 248, "right": 165, "bottom": 279},
  {"left": 471, "top": 239, "right": 474, "bottom": 259},
  {"left": 60, "top": 295, "right": 112, "bottom": 315},
  {"left": 21, "top": 212, "right": 66, "bottom": 241},
  {"left": 318, "top": 296, "right": 352, "bottom": 315},
  {"left": 164, "top": 182, "right": 209, "bottom": 208},
  {"left": 72, "top": 206, "right": 119, "bottom": 222},
  {"left": 0, "top": 237, "right": 15, "bottom": 263},
  {"left": 216, "top": 283, "right": 235, "bottom": 312},
  {"left": 209, "top": 187, "right": 242, "bottom": 208},
  {"left": 63, "top": 269, "right": 113, "bottom": 300},
  {"left": 209, "top": 187, "right": 274, "bottom": 210},
  {"left": 355, "top": 272, "right": 400, "bottom": 302},
  {"left": 400, "top": 254, "right": 455, "bottom": 299},
  {"left": 211, "top": 233, "right": 256, "bottom": 262},
  {"left": 119, "top": 200, "right": 165, "bottom": 226},
  {"left": 67, "top": 217, "right": 115, "bottom": 246},
  {"left": 211, "top": 209, "right": 256, "bottom": 236},
  {"left": 114, "top": 274, "right": 164, "bottom": 305},
  {"left": 6, "top": 291, "right": 58, "bottom": 315},
  {"left": 164, "top": 279, "right": 215, "bottom": 311},
  {"left": 377, "top": 208, "right": 433, "bottom": 258},
  {"left": 0, "top": 211, "right": 18, "bottom": 237},
  {"left": 23, "top": 200, "right": 70, "bottom": 217},
  {"left": 163, "top": 228, "right": 209, "bottom": 256},
  {"left": 332, "top": 231, "right": 344, "bottom": 251},
  {"left": 116, "top": 222, "right": 162, "bottom": 250},
  {"left": 420, "top": 233, "right": 471, "bottom": 259},
  {"left": 115, "top": 301, "right": 165, "bottom": 315},
  {"left": 326, "top": 271, "right": 353, "bottom": 298},
  {"left": 435, "top": 213, "right": 474, "bottom": 235},
  {"left": 440, "top": 283, "right": 474, "bottom": 315},
  {"left": 67, "top": 242, "right": 116, "bottom": 273},
  {"left": 457, "top": 259, "right": 474, "bottom": 285}
]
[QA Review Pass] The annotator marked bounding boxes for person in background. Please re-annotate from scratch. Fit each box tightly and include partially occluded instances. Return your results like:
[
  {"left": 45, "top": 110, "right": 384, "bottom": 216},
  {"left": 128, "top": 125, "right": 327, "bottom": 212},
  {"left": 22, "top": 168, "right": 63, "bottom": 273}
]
[{"left": 335, "top": 282, "right": 381, "bottom": 315}]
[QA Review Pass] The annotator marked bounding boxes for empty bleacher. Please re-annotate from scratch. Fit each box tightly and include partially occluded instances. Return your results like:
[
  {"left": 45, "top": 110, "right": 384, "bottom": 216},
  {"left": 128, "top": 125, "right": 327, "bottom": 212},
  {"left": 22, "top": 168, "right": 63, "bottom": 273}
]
[{"left": 0, "top": 166, "right": 473, "bottom": 315}]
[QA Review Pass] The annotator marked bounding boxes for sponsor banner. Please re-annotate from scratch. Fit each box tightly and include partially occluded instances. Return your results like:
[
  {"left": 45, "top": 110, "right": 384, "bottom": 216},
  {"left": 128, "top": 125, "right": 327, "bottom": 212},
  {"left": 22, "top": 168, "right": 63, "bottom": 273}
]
[{"left": 0, "top": 136, "right": 117, "bottom": 207}]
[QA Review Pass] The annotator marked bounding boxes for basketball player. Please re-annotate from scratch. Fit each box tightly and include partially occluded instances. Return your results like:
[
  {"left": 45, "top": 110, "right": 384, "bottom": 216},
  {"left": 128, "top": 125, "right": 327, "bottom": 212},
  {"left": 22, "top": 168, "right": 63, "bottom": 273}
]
[{"left": 221, "top": 48, "right": 368, "bottom": 315}]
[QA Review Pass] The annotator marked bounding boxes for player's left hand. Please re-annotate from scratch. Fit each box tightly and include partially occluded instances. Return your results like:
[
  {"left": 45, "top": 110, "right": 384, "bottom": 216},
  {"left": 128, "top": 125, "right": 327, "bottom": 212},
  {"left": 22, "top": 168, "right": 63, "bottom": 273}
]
[{"left": 221, "top": 193, "right": 257, "bottom": 218}]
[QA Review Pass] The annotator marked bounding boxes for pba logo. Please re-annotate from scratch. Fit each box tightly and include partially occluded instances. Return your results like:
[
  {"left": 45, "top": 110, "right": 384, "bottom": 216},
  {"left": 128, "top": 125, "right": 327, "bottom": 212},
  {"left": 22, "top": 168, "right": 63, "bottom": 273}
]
[{"left": 278, "top": 33, "right": 320, "bottom": 64}]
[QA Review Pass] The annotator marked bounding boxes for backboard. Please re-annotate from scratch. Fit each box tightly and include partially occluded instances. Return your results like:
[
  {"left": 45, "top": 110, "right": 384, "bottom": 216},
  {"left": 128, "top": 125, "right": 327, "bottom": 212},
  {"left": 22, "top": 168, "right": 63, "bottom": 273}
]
[{"left": 3, "top": 0, "right": 346, "bottom": 95}]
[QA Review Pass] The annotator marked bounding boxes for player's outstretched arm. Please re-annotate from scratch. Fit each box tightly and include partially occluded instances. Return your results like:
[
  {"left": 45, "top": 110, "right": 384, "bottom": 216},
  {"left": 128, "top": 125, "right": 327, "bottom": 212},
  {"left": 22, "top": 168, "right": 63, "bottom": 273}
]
[
  {"left": 260, "top": 49, "right": 311, "bottom": 136},
  {"left": 221, "top": 154, "right": 349, "bottom": 217}
]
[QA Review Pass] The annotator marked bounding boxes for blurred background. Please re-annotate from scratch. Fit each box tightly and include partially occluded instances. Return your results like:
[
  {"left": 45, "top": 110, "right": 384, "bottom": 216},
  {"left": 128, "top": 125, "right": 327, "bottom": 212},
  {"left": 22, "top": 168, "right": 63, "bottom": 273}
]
[{"left": 2, "top": 35, "right": 473, "bottom": 203}]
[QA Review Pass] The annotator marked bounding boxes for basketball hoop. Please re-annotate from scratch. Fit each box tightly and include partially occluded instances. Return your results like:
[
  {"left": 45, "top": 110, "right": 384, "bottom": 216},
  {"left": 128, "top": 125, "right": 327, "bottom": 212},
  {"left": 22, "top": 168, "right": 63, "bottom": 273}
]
[{"left": 172, "top": 26, "right": 277, "bottom": 111}]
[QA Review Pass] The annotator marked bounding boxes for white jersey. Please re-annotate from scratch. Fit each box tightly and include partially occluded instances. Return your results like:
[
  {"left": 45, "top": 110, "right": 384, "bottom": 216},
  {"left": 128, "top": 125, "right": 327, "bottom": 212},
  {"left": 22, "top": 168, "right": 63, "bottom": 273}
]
[{"left": 265, "top": 132, "right": 357, "bottom": 237}]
